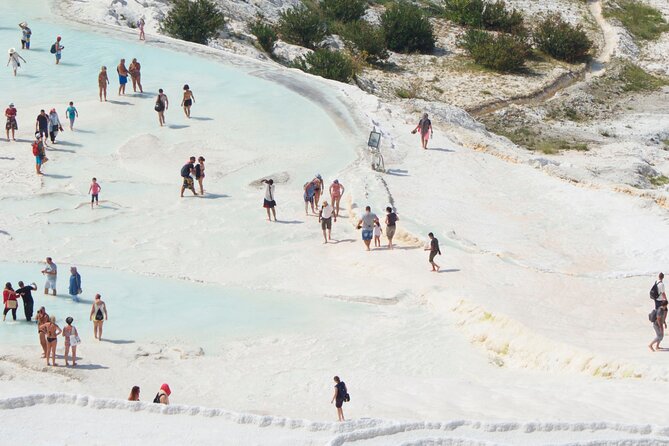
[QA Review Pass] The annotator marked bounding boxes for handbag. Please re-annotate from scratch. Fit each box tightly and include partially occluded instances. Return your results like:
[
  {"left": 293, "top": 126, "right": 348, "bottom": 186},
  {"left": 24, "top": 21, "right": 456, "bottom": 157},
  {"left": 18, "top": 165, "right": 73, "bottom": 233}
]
[
  {"left": 7, "top": 300, "right": 17, "bottom": 310},
  {"left": 70, "top": 335, "right": 81, "bottom": 346}
]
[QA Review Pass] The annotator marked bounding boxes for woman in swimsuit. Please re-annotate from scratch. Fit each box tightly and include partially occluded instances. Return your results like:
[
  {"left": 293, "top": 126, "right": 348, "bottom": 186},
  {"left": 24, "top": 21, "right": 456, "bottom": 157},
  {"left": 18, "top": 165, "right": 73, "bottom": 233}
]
[
  {"left": 36, "top": 307, "right": 49, "bottom": 358},
  {"left": 155, "top": 89, "right": 168, "bottom": 127},
  {"left": 128, "top": 58, "right": 143, "bottom": 93},
  {"left": 329, "top": 179, "right": 345, "bottom": 218},
  {"left": 313, "top": 174, "right": 324, "bottom": 207},
  {"left": 90, "top": 294, "right": 108, "bottom": 340},
  {"left": 181, "top": 84, "right": 195, "bottom": 118},
  {"left": 39, "top": 315, "right": 62, "bottom": 366},
  {"left": 138, "top": 18, "right": 145, "bottom": 41},
  {"left": 98, "top": 66, "right": 109, "bottom": 102},
  {"left": 62, "top": 316, "right": 79, "bottom": 367},
  {"left": 195, "top": 156, "right": 205, "bottom": 195}
]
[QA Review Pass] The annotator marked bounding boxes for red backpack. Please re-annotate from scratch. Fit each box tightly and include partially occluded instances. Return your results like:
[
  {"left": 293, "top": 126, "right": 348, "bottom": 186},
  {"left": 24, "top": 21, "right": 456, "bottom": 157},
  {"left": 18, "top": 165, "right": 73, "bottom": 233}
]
[{"left": 32, "top": 141, "right": 40, "bottom": 156}]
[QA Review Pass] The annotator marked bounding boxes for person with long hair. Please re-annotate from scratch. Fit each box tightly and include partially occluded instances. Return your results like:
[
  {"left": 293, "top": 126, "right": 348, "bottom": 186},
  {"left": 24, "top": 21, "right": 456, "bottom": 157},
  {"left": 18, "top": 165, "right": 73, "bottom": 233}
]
[
  {"left": 89, "top": 294, "right": 108, "bottom": 340},
  {"left": 3, "top": 282, "right": 18, "bottom": 321},
  {"left": 128, "top": 386, "right": 140, "bottom": 401},
  {"left": 98, "top": 66, "right": 109, "bottom": 102},
  {"left": 36, "top": 307, "right": 49, "bottom": 358},
  {"left": 39, "top": 315, "right": 62, "bottom": 366}
]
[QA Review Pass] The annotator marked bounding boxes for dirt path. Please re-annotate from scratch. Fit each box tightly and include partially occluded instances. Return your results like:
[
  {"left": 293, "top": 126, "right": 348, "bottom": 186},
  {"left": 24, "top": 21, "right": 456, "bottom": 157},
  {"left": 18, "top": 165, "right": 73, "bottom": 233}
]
[{"left": 586, "top": 0, "right": 619, "bottom": 78}]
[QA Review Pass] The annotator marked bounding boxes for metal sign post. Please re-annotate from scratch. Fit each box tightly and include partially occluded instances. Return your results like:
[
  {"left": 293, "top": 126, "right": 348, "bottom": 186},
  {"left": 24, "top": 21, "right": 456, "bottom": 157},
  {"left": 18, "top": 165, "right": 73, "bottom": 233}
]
[{"left": 368, "top": 130, "right": 384, "bottom": 172}]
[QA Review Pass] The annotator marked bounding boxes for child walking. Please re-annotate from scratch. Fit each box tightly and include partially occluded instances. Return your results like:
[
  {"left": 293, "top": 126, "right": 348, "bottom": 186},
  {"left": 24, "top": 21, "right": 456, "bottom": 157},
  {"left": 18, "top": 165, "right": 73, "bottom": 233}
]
[
  {"left": 66, "top": 101, "right": 78, "bottom": 130},
  {"left": 373, "top": 221, "right": 382, "bottom": 247},
  {"left": 88, "top": 177, "right": 101, "bottom": 209}
]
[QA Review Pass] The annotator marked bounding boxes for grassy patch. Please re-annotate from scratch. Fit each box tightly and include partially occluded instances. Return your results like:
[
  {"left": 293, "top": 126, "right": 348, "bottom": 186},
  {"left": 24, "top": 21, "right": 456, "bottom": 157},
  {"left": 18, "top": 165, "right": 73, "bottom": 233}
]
[
  {"left": 492, "top": 126, "right": 589, "bottom": 154},
  {"left": 662, "top": 139, "right": 669, "bottom": 150},
  {"left": 618, "top": 62, "right": 668, "bottom": 92},
  {"left": 650, "top": 175, "right": 669, "bottom": 187},
  {"left": 396, "top": 87, "right": 417, "bottom": 99},
  {"left": 604, "top": 0, "right": 669, "bottom": 41}
]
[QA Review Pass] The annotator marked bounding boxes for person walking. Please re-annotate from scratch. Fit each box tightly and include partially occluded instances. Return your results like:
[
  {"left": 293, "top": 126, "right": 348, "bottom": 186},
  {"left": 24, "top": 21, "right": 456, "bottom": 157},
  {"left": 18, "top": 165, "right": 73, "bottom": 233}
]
[
  {"left": 68, "top": 267, "right": 82, "bottom": 303},
  {"left": 155, "top": 88, "right": 168, "bottom": 127},
  {"left": 42, "top": 257, "right": 57, "bottom": 295},
  {"left": 32, "top": 132, "right": 48, "bottom": 175},
  {"left": 425, "top": 232, "right": 441, "bottom": 272},
  {"left": 35, "top": 109, "right": 49, "bottom": 145},
  {"left": 356, "top": 206, "right": 378, "bottom": 251},
  {"left": 313, "top": 174, "right": 324, "bottom": 206},
  {"left": 36, "top": 307, "right": 49, "bottom": 358},
  {"left": 128, "top": 386, "right": 141, "bottom": 401},
  {"left": 3, "top": 283, "right": 18, "bottom": 322},
  {"left": 51, "top": 36, "right": 63, "bottom": 64},
  {"left": 411, "top": 113, "right": 433, "bottom": 150},
  {"left": 89, "top": 177, "right": 101, "bottom": 209},
  {"left": 65, "top": 102, "right": 78, "bottom": 130},
  {"left": 385, "top": 207, "right": 399, "bottom": 249},
  {"left": 373, "top": 221, "right": 382, "bottom": 247},
  {"left": 98, "top": 66, "right": 110, "bottom": 102},
  {"left": 90, "top": 294, "right": 108, "bottom": 340},
  {"left": 153, "top": 383, "right": 171, "bottom": 405},
  {"left": 117, "top": 59, "right": 129, "bottom": 96},
  {"left": 128, "top": 58, "right": 143, "bottom": 93},
  {"left": 330, "top": 376, "right": 348, "bottom": 422},
  {"left": 262, "top": 179, "right": 277, "bottom": 222},
  {"left": 318, "top": 200, "right": 336, "bottom": 243},
  {"left": 15, "top": 281, "right": 37, "bottom": 321},
  {"left": 329, "top": 179, "right": 345, "bottom": 218},
  {"left": 62, "top": 317, "right": 80, "bottom": 367},
  {"left": 138, "top": 18, "right": 146, "bottom": 41},
  {"left": 19, "top": 22, "right": 31, "bottom": 50},
  {"left": 48, "top": 108, "right": 63, "bottom": 144},
  {"left": 651, "top": 273, "right": 666, "bottom": 309},
  {"left": 195, "top": 156, "right": 205, "bottom": 195},
  {"left": 7, "top": 48, "right": 26, "bottom": 77},
  {"left": 181, "top": 84, "right": 195, "bottom": 118},
  {"left": 304, "top": 180, "right": 317, "bottom": 215},
  {"left": 180, "top": 157, "right": 198, "bottom": 197},
  {"left": 39, "top": 315, "right": 62, "bottom": 366},
  {"left": 5, "top": 103, "right": 18, "bottom": 141},
  {"left": 649, "top": 300, "right": 668, "bottom": 352}
]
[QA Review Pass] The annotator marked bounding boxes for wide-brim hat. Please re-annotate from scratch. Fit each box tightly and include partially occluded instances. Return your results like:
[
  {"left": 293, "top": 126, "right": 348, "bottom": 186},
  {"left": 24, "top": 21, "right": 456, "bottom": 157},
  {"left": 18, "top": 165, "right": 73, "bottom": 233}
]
[{"left": 8, "top": 48, "right": 16, "bottom": 55}]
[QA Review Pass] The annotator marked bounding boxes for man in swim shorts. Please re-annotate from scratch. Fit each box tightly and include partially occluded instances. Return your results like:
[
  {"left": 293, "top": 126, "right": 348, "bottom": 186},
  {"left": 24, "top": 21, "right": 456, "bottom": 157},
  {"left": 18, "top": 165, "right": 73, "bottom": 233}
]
[
  {"left": 41, "top": 257, "right": 57, "bottom": 295},
  {"left": 180, "top": 156, "right": 198, "bottom": 197},
  {"left": 117, "top": 59, "right": 129, "bottom": 96},
  {"left": 318, "top": 200, "right": 336, "bottom": 243},
  {"left": 356, "top": 206, "right": 378, "bottom": 251}
]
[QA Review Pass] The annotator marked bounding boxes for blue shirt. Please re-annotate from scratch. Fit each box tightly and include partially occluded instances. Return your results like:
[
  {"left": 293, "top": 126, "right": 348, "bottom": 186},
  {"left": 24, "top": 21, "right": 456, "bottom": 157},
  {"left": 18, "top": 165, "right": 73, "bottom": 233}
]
[{"left": 69, "top": 273, "right": 81, "bottom": 295}]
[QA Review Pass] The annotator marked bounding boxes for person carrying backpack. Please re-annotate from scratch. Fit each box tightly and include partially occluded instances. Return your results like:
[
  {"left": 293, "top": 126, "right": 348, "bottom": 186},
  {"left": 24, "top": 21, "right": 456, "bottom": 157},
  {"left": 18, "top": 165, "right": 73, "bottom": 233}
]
[
  {"left": 330, "top": 376, "right": 349, "bottom": 422},
  {"left": 650, "top": 273, "right": 666, "bottom": 309},
  {"left": 649, "top": 300, "right": 668, "bottom": 352},
  {"left": 153, "top": 383, "right": 171, "bottom": 405}
]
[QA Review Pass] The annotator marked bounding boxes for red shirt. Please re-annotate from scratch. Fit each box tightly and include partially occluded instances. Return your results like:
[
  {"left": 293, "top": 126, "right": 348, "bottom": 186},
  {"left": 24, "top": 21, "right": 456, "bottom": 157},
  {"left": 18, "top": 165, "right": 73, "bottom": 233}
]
[
  {"left": 3, "top": 289, "right": 17, "bottom": 306},
  {"left": 5, "top": 108, "right": 17, "bottom": 119}
]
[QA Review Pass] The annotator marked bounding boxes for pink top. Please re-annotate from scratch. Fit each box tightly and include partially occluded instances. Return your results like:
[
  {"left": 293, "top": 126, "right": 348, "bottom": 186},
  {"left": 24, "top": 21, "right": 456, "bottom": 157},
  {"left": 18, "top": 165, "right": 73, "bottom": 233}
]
[{"left": 90, "top": 183, "right": 101, "bottom": 194}]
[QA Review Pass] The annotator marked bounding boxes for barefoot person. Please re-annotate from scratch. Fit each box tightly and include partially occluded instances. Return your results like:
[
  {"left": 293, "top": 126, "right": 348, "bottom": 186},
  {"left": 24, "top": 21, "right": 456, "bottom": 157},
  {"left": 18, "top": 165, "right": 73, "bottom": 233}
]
[
  {"left": 180, "top": 156, "right": 198, "bottom": 197},
  {"left": 154, "top": 383, "right": 171, "bottom": 405},
  {"left": 385, "top": 207, "right": 398, "bottom": 250},
  {"left": 35, "top": 109, "right": 49, "bottom": 145},
  {"left": 48, "top": 108, "right": 63, "bottom": 144},
  {"left": 89, "top": 177, "right": 101, "bottom": 209},
  {"left": 40, "top": 315, "right": 62, "bottom": 366},
  {"left": 117, "top": 59, "right": 129, "bottom": 96},
  {"left": 36, "top": 307, "right": 49, "bottom": 357},
  {"left": 330, "top": 376, "right": 348, "bottom": 422},
  {"left": 128, "top": 58, "right": 143, "bottom": 93},
  {"left": 128, "top": 386, "right": 141, "bottom": 401},
  {"left": 41, "top": 257, "right": 57, "bottom": 295},
  {"left": 98, "top": 66, "right": 110, "bottom": 102},
  {"left": 650, "top": 300, "right": 668, "bottom": 352},
  {"left": 329, "top": 179, "right": 345, "bottom": 217},
  {"left": 68, "top": 267, "right": 82, "bottom": 303},
  {"left": 426, "top": 232, "right": 441, "bottom": 272},
  {"left": 90, "top": 294, "right": 108, "bottom": 340},
  {"left": 181, "top": 84, "right": 194, "bottom": 118},
  {"left": 651, "top": 273, "right": 666, "bottom": 310},
  {"left": 15, "top": 281, "right": 37, "bottom": 321},
  {"left": 303, "top": 180, "right": 317, "bottom": 215},
  {"left": 312, "top": 174, "right": 324, "bottom": 206},
  {"left": 52, "top": 36, "right": 63, "bottom": 65},
  {"left": 19, "top": 22, "right": 32, "bottom": 50},
  {"left": 3, "top": 283, "right": 18, "bottom": 322},
  {"left": 5, "top": 103, "right": 18, "bottom": 141},
  {"left": 138, "top": 18, "right": 146, "bottom": 41},
  {"left": 262, "top": 179, "right": 277, "bottom": 222},
  {"left": 411, "top": 113, "right": 433, "bottom": 150},
  {"left": 62, "top": 317, "right": 79, "bottom": 367},
  {"left": 32, "top": 132, "right": 48, "bottom": 175},
  {"left": 373, "top": 221, "right": 382, "bottom": 248},
  {"left": 195, "top": 156, "right": 205, "bottom": 195},
  {"left": 155, "top": 89, "right": 168, "bottom": 126},
  {"left": 356, "top": 206, "right": 378, "bottom": 251},
  {"left": 7, "top": 48, "right": 26, "bottom": 77},
  {"left": 65, "top": 102, "right": 78, "bottom": 130},
  {"left": 318, "top": 200, "right": 336, "bottom": 243}
]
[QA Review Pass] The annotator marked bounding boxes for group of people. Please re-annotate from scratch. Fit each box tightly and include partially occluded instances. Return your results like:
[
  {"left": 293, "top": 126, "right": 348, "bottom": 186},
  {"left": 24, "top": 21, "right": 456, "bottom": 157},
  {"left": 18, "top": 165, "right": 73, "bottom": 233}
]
[
  {"left": 180, "top": 156, "right": 206, "bottom": 196},
  {"left": 128, "top": 383, "right": 171, "bottom": 405}
]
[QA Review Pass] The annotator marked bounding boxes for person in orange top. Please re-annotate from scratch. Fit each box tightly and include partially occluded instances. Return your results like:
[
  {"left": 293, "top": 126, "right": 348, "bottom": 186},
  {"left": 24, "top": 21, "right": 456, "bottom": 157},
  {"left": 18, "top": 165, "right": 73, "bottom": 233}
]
[{"left": 3, "top": 282, "right": 18, "bottom": 321}]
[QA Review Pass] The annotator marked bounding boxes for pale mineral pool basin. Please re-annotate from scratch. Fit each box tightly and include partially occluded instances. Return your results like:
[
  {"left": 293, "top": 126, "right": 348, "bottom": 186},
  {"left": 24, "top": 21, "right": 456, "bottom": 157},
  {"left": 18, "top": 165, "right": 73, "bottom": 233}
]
[{"left": 0, "top": 262, "right": 376, "bottom": 352}]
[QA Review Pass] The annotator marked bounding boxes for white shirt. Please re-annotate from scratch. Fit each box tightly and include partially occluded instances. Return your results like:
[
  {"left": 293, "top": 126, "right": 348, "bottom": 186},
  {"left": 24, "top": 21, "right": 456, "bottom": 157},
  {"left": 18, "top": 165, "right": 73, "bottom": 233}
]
[
  {"left": 264, "top": 184, "right": 275, "bottom": 201},
  {"left": 321, "top": 205, "right": 334, "bottom": 219},
  {"left": 45, "top": 262, "right": 57, "bottom": 276},
  {"left": 373, "top": 226, "right": 381, "bottom": 237},
  {"left": 659, "top": 281, "right": 666, "bottom": 300}
]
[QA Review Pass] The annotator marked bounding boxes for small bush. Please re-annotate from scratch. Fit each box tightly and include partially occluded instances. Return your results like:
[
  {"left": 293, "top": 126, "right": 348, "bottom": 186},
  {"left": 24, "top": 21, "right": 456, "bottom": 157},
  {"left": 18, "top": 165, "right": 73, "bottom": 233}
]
[
  {"left": 604, "top": 0, "right": 669, "bottom": 41},
  {"left": 321, "top": 0, "right": 367, "bottom": 23},
  {"left": 293, "top": 49, "right": 357, "bottom": 82},
  {"left": 382, "top": 2, "right": 435, "bottom": 53},
  {"left": 444, "top": 0, "right": 525, "bottom": 34},
  {"left": 339, "top": 20, "right": 389, "bottom": 63},
  {"left": 160, "top": 0, "right": 225, "bottom": 44},
  {"left": 460, "top": 29, "right": 528, "bottom": 72},
  {"left": 250, "top": 19, "right": 278, "bottom": 53},
  {"left": 618, "top": 61, "right": 668, "bottom": 92},
  {"left": 278, "top": 5, "right": 327, "bottom": 49},
  {"left": 534, "top": 14, "right": 592, "bottom": 62}
]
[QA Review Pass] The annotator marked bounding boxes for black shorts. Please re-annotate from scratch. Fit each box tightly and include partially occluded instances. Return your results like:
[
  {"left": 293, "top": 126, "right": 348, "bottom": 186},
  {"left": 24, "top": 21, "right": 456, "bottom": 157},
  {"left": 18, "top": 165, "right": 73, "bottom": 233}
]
[
  {"left": 429, "top": 251, "right": 438, "bottom": 262},
  {"left": 263, "top": 199, "right": 276, "bottom": 209},
  {"left": 91, "top": 194, "right": 99, "bottom": 202},
  {"left": 335, "top": 399, "right": 344, "bottom": 408},
  {"left": 184, "top": 99, "right": 192, "bottom": 107},
  {"left": 321, "top": 217, "right": 332, "bottom": 230}
]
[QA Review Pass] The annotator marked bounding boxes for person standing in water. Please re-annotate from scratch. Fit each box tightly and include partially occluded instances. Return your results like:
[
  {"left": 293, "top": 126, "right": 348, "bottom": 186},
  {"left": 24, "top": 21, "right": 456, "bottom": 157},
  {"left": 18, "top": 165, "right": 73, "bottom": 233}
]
[
  {"left": 138, "top": 18, "right": 146, "bottom": 41},
  {"left": 98, "top": 66, "right": 110, "bottom": 102},
  {"left": 68, "top": 267, "right": 82, "bottom": 303},
  {"left": 62, "top": 317, "right": 79, "bottom": 367},
  {"left": 117, "top": 59, "right": 129, "bottom": 96},
  {"left": 7, "top": 48, "right": 26, "bottom": 77},
  {"left": 128, "top": 58, "right": 143, "bottom": 93},
  {"left": 262, "top": 179, "right": 277, "bottom": 222},
  {"left": 385, "top": 207, "right": 399, "bottom": 250},
  {"left": 90, "top": 294, "right": 108, "bottom": 341},
  {"left": 89, "top": 177, "right": 101, "bottom": 209},
  {"left": 330, "top": 376, "right": 348, "bottom": 422},
  {"left": 15, "top": 281, "right": 37, "bottom": 321},
  {"left": 155, "top": 89, "right": 168, "bottom": 127},
  {"left": 329, "top": 179, "right": 345, "bottom": 218},
  {"left": 3, "top": 283, "right": 18, "bottom": 322},
  {"left": 180, "top": 157, "right": 198, "bottom": 197},
  {"left": 195, "top": 156, "right": 205, "bottom": 195},
  {"left": 65, "top": 102, "right": 78, "bottom": 130},
  {"left": 5, "top": 103, "right": 18, "bottom": 141},
  {"left": 39, "top": 315, "right": 62, "bottom": 366},
  {"left": 181, "top": 85, "right": 195, "bottom": 118},
  {"left": 411, "top": 113, "right": 433, "bottom": 150},
  {"left": 154, "top": 384, "right": 171, "bottom": 405},
  {"left": 19, "top": 22, "right": 31, "bottom": 50},
  {"left": 425, "top": 232, "right": 441, "bottom": 272},
  {"left": 318, "top": 200, "right": 336, "bottom": 243},
  {"left": 42, "top": 257, "right": 57, "bottom": 295},
  {"left": 52, "top": 36, "right": 63, "bottom": 64},
  {"left": 48, "top": 108, "right": 63, "bottom": 144}
]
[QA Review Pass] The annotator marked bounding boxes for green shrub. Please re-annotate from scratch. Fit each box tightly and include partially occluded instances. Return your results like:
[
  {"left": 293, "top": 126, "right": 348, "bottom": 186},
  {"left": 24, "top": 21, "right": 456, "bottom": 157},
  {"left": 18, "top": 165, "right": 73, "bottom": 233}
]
[
  {"left": 460, "top": 29, "right": 528, "bottom": 71},
  {"left": 321, "top": 0, "right": 367, "bottom": 23},
  {"left": 382, "top": 2, "right": 435, "bottom": 53},
  {"left": 293, "top": 49, "right": 357, "bottom": 82},
  {"left": 617, "top": 61, "right": 668, "bottom": 92},
  {"left": 534, "top": 14, "right": 592, "bottom": 62},
  {"left": 250, "top": 19, "right": 278, "bottom": 53},
  {"left": 339, "top": 20, "right": 389, "bottom": 63},
  {"left": 604, "top": 0, "right": 669, "bottom": 41},
  {"left": 160, "top": 0, "right": 226, "bottom": 44},
  {"left": 278, "top": 5, "right": 327, "bottom": 49},
  {"left": 444, "top": 0, "right": 525, "bottom": 34}
]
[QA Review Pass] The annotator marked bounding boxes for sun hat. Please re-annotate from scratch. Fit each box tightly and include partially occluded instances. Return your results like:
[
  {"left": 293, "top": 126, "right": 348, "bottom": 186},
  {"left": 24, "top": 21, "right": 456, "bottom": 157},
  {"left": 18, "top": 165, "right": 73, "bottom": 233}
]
[{"left": 8, "top": 48, "right": 15, "bottom": 55}]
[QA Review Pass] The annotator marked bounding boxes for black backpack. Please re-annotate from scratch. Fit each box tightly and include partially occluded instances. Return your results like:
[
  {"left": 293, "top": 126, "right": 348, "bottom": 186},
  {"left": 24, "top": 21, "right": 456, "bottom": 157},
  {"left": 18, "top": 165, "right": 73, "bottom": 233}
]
[
  {"left": 180, "top": 163, "right": 191, "bottom": 177},
  {"left": 650, "top": 281, "right": 660, "bottom": 300},
  {"left": 342, "top": 382, "right": 350, "bottom": 402},
  {"left": 50, "top": 43, "right": 56, "bottom": 54},
  {"left": 153, "top": 392, "right": 162, "bottom": 403}
]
